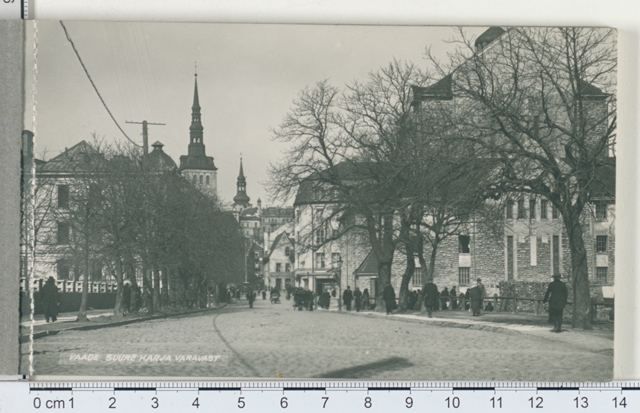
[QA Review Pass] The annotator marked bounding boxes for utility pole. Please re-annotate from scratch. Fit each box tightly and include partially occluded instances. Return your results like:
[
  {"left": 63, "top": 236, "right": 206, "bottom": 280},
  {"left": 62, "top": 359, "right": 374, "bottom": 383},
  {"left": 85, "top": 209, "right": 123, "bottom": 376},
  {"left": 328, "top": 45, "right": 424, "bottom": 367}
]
[{"left": 126, "top": 120, "right": 166, "bottom": 155}]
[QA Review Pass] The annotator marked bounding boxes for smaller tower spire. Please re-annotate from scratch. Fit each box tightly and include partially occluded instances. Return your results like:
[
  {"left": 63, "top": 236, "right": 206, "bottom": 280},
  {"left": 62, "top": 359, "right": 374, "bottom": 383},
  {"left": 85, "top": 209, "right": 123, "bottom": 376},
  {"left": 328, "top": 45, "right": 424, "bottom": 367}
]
[{"left": 233, "top": 156, "right": 251, "bottom": 209}]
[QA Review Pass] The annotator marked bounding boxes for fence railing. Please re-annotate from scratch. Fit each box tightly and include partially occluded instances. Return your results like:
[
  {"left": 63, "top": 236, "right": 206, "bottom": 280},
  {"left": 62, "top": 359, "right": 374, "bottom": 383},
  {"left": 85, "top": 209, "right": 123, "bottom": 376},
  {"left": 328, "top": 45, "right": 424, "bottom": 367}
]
[
  {"left": 19, "top": 278, "right": 118, "bottom": 294},
  {"left": 435, "top": 295, "right": 613, "bottom": 321}
]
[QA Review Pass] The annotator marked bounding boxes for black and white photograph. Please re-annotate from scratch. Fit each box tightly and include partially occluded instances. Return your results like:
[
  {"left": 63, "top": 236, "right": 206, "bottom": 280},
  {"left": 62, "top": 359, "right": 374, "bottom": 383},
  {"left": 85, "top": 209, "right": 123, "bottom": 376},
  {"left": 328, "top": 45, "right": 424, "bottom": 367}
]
[{"left": 20, "top": 21, "right": 616, "bottom": 380}]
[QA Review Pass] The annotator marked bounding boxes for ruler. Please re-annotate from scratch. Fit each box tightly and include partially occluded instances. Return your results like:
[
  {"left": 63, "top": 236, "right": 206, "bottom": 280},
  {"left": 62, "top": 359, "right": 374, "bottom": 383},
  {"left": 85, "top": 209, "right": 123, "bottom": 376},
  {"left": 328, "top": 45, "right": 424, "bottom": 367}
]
[
  {"left": 0, "top": 0, "right": 26, "bottom": 19},
  {"left": 1, "top": 381, "right": 638, "bottom": 412}
]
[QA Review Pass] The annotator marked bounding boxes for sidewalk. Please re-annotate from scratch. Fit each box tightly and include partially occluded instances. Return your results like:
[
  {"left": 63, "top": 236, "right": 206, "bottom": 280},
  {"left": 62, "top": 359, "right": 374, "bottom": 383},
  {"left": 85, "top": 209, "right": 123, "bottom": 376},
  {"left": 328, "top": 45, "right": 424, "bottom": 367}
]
[
  {"left": 320, "top": 302, "right": 613, "bottom": 353},
  {"left": 19, "top": 304, "right": 230, "bottom": 342}
]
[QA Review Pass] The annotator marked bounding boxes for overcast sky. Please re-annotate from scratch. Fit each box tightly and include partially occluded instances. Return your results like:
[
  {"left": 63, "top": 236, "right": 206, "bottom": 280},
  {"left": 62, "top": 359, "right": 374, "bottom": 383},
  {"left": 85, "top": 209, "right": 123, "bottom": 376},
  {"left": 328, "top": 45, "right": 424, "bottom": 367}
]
[{"left": 24, "top": 21, "right": 486, "bottom": 205}]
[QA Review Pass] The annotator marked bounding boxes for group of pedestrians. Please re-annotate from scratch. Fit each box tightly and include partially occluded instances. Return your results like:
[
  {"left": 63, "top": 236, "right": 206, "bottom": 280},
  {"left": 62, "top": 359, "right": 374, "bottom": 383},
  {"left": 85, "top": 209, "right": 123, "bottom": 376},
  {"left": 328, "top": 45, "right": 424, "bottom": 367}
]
[{"left": 341, "top": 286, "right": 372, "bottom": 312}]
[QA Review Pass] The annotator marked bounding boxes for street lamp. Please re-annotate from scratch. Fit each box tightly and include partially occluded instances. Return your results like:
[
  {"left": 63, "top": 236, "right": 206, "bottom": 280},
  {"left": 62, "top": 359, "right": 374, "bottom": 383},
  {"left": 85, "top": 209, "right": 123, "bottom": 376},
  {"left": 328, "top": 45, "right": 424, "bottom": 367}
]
[{"left": 334, "top": 256, "right": 343, "bottom": 312}]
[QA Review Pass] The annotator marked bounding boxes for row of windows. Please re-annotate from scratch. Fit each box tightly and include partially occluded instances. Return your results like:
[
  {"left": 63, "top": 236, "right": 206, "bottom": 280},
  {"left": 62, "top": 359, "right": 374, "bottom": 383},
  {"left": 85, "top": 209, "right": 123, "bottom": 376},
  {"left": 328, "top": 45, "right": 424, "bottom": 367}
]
[
  {"left": 506, "top": 199, "right": 608, "bottom": 220},
  {"left": 191, "top": 174, "right": 213, "bottom": 186},
  {"left": 313, "top": 252, "right": 341, "bottom": 269},
  {"left": 274, "top": 263, "right": 292, "bottom": 273}
]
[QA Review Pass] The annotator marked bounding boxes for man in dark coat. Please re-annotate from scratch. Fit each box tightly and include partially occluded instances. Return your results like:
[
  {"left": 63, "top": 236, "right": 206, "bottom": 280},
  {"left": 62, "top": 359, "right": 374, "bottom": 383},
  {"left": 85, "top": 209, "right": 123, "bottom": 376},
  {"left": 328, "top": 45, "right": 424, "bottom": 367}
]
[
  {"left": 354, "top": 287, "right": 363, "bottom": 312},
  {"left": 423, "top": 280, "right": 439, "bottom": 318},
  {"left": 343, "top": 286, "right": 353, "bottom": 311},
  {"left": 40, "top": 277, "right": 60, "bottom": 323},
  {"left": 247, "top": 290, "right": 255, "bottom": 308},
  {"left": 469, "top": 285, "right": 482, "bottom": 316},
  {"left": 122, "top": 281, "right": 131, "bottom": 316},
  {"left": 383, "top": 284, "right": 395, "bottom": 315},
  {"left": 543, "top": 273, "right": 568, "bottom": 333},
  {"left": 476, "top": 278, "right": 487, "bottom": 314}
]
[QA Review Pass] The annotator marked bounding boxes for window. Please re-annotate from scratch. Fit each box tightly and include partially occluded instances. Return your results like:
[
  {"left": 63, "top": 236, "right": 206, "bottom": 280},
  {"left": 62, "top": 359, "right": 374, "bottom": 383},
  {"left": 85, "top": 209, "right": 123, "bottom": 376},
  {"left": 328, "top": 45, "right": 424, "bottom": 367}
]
[
  {"left": 315, "top": 226, "right": 326, "bottom": 245},
  {"left": 458, "top": 267, "right": 470, "bottom": 286},
  {"left": 57, "top": 222, "right": 70, "bottom": 244},
  {"left": 332, "top": 252, "right": 341, "bottom": 266},
  {"left": 57, "top": 185, "right": 69, "bottom": 208},
  {"left": 192, "top": 175, "right": 197, "bottom": 184},
  {"left": 412, "top": 268, "right": 425, "bottom": 286},
  {"left": 285, "top": 247, "right": 290, "bottom": 257},
  {"left": 552, "top": 205, "right": 559, "bottom": 219},
  {"left": 596, "top": 267, "right": 608, "bottom": 283},
  {"left": 56, "top": 259, "right": 70, "bottom": 280},
  {"left": 254, "top": 251, "right": 259, "bottom": 260},
  {"left": 540, "top": 199, "right": 548, "bottom": 219},
  {"left": 596, "top": 235, "right": 608, "bottom": 253},
  {"left": 315, "top": 253, "right": 326, "bottom": 269},
  {"left": 458, "top": 235, "right": 470, "bottom": 254},
  {"left": 517, "top": 198, "right": 526, "bottom": 219},
  {"left": 506, "top": 200, "right": 514, "bottom": 219},
  {"left": 206, "top": 175, "right": 210, "bottom": 185},
  {"left": 596, "top": 202, "right": 607, "bottom": 220},
  {"left": 285, "top": 263, "right": 291, "bottom": 272},
  {"left": 529, "top": 198, "right": 536, "bottom": 220},
  {"left": 276, "top": 263, "right": 282, "bottom": 272}
]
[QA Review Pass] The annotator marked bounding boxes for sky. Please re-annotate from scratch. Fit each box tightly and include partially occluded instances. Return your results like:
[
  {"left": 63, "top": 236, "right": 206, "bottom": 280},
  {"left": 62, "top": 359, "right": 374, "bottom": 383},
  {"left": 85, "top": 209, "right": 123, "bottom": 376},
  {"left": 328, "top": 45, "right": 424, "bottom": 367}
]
[{"left": 24, "top": 21, "right": 486, "bottom": 206}]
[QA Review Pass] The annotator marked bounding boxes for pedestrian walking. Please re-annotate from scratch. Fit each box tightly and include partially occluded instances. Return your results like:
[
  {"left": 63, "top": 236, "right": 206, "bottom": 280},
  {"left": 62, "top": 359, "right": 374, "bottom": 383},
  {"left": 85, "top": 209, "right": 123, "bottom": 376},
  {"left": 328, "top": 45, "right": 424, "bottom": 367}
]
[
  {"left": 441, "top": 287, "right": 450, "bottom": 310},
  {"left": 248, "top": 290, "right": 255, "bottom": 308},
  {"left": 122, "top": 281, "right": 131, "bottom": 316},
  {"left": 423, "top": 279, "right": 439, "bottom": 318},
  {"left": 362, "top": 288, "right": 370, "bottom": 310},
  {"left": 383, "top": 284, "right": 395, "bottom": 315},
  {"left": 543, "top": 273, "right": 568, "bottom": 333},
  {"left": 40, "top": 277, "right": 60, "bottom": 323},
  {"left": 476, "top": 278, "right": 487, "bottom": 314},
  {"left": 354, "top": 287, "right": 363, "bottom": 312},
  {"left": 450, "top": 286, "right": 458, "bottom": 310},
  {"left": 458, "top": 292, "right": 465, "bottom": 311},
  {"left": 343, "top": 286, "right": 353, "bottom": 311},
  {"left": 323, "top": 290, "right": 331, "bottom": 309},
  {"left": 469, "top": 285, "right": 482, "bottom": 316}
]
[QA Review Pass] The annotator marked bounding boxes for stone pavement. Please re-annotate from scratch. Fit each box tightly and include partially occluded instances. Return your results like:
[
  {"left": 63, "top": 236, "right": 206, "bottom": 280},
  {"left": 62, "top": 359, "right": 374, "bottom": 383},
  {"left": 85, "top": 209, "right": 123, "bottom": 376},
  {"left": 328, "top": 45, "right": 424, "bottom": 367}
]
[{"left": 21, "top": 299, "right": 613, "bottom": 380}]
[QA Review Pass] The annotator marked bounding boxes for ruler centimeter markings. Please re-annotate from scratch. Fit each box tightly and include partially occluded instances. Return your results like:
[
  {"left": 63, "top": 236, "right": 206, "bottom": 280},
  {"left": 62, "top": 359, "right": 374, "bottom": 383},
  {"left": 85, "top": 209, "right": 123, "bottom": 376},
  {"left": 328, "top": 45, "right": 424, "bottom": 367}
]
[
  {"left": 2, "top": 381, "right": 637, "bottom": 412},
  {"left": 0, "top": 0, "right": 25, "bottom": 19}
]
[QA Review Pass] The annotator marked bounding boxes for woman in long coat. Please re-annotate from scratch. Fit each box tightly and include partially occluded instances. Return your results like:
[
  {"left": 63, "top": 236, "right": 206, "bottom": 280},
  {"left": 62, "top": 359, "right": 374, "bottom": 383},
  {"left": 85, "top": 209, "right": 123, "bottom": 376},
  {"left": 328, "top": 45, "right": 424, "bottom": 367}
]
[
  {"left": 40, "top": 277, "right": 60, "bottom": 323},
  {"left": 382, "top": 284, "right": 395, "bottom": 315}
]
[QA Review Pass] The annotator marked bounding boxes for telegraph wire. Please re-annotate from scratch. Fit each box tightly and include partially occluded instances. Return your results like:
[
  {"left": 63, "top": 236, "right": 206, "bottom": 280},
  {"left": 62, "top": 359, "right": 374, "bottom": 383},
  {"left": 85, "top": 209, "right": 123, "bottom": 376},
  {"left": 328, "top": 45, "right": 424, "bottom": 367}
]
[{"left": 59, "top": 21, "right": 142, "bottom": 148}]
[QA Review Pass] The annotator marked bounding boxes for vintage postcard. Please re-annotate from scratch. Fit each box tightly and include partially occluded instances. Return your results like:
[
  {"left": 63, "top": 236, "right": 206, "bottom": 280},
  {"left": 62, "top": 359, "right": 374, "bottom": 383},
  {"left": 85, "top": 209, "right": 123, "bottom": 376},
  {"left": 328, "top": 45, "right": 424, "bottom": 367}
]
[{"left": 20, "top": 21, "right": 616, "bottom": 380}]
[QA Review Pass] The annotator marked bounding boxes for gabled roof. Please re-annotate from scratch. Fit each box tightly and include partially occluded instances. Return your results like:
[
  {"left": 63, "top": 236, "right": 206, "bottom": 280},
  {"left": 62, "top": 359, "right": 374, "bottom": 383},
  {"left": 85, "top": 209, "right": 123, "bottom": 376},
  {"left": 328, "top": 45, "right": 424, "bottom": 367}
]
[
  {"left": 475, "top": 27, "right": 506, "bottom": 49},
  {"left": 266, "top": 231, "right": 294, "bottom": 259},
  {"left": 39, "top": 141, "right": 102, "bottom": 173},
  {"left": 354, "top": 250, "right": 378, "bottom": 277}
]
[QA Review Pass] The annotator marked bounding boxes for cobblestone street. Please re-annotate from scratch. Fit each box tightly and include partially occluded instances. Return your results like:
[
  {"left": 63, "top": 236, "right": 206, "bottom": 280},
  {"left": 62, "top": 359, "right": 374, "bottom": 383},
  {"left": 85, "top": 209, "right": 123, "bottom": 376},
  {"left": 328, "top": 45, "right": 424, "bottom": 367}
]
[{"left": 23, "top": 299, "right": 612, "bottom": 381}]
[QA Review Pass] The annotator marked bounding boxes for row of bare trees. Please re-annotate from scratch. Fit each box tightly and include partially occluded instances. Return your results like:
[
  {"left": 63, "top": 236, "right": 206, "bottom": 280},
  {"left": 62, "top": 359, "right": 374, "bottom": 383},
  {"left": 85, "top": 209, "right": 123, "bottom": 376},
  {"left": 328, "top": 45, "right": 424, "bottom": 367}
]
[
  {"left": 33, "top": 139, "right": 245, "bottom": 320},
  {"left": 269, "top": 27, "right": 616, "bottom": 329}
]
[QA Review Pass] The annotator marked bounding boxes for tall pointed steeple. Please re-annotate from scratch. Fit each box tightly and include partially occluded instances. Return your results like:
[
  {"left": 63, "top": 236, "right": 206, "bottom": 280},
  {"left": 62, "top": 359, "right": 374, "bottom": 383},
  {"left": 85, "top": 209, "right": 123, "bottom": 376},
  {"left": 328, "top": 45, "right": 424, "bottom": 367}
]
[
  {"left": 233, "top": 157, "right": 251, "bottom": 209},
  {"left": 189, "top": 73, "right": 204, "bottom": 152},
  {"left": 180, "top": 70, "right": 218, "bottom": 198}
]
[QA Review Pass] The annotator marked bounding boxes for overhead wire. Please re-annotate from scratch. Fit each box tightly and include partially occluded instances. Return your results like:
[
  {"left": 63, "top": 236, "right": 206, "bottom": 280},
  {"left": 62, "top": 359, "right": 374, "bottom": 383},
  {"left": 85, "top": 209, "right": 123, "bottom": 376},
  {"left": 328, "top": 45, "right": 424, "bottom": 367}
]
[{"left": 59, "top": 20, "right": 141, "bottom": 148}]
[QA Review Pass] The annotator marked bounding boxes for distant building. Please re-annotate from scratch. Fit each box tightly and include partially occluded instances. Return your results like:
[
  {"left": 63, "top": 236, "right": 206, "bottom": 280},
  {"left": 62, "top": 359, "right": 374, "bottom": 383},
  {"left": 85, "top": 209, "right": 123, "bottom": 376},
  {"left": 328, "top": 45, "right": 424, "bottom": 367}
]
[{"left": 263, "top": 230, "right": 295, "bottom": 292}]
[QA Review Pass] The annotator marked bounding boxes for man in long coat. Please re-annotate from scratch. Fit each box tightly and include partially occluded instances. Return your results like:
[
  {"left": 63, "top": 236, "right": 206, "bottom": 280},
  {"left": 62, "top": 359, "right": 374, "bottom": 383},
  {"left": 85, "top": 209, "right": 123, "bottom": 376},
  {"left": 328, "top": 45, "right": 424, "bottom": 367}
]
[
  {"left": 423, "top": 280, "right": 439, "bottom": 318},
  {"left": 40, "top": 277, "right": 60, "bottom": 323},
  {"left": 383, "top": 284, "right": 395, "bottom": 315},
  {"left": 354, "top": 287, "right": 363, "bottom": 312},
  {"left": 469, "top": 285, "right": 482, "bottom": 316},
  {"left": 543, "top": 274, "right": 568, "bottom": 333},
  {"left": 343, "top": 286, "right": 353, "bottom": 311}
]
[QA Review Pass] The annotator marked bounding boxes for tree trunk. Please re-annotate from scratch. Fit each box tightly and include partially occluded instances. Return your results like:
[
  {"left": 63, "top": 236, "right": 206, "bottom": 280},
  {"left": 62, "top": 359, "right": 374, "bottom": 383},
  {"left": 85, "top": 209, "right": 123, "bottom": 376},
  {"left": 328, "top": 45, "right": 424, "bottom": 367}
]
[
  {"left": 398, "top": 248, "right": 415, "bottom": 312},
  {"left": 113, "top": 258, "right": 124, "bottom": 318},
  {"left": 153, "top": 268, "right": 160, "bottom": 311},
  {"left": 563, "top": 208, "right": 592, "bottom": 329},
  {"left": 77, "top": 233, "right": 90, "bottom": 322}
]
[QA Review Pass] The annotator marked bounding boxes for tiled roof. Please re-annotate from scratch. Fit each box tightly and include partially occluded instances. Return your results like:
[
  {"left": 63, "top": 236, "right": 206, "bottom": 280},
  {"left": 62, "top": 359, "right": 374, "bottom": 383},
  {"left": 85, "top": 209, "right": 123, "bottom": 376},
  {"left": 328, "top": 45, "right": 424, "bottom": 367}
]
[{"left": 412, "top": 74, "right": 452, "bottom": 102}]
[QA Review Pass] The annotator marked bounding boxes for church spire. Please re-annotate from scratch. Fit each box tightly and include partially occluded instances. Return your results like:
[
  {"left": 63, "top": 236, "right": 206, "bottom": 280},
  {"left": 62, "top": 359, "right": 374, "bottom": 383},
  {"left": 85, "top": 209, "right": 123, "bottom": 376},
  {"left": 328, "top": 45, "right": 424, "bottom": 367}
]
[
  {"left": 233, "top": 156, "right": 251, "bottom": 209},
  {"left": 189, "top": 72, "right": 204, "bottom": 150}
]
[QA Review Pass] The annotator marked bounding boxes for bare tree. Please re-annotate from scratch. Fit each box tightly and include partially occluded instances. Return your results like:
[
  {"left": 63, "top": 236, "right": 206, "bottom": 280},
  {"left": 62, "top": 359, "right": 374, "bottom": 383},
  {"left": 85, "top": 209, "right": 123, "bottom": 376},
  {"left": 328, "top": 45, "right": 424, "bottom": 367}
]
[{"left": 424, "top": 27, "right": 616, "bottom": 328}]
